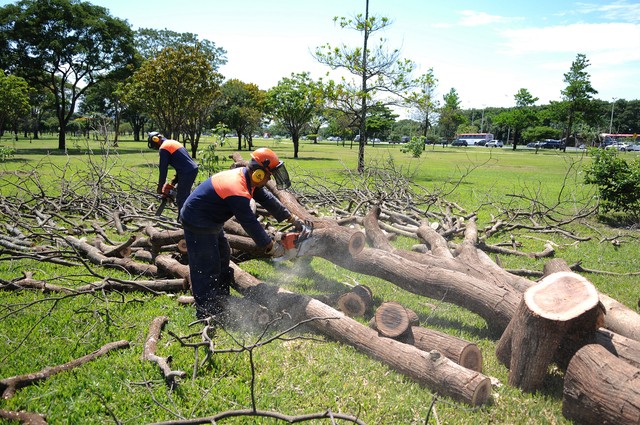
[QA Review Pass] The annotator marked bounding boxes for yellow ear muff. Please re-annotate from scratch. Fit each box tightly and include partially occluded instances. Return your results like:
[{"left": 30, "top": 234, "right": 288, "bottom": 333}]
[
  {"left": 251, "top": 169, "right": 266, "bottom": 184},
  {"left": 152, "top": 136, "right": 160, "bottom": 143}
]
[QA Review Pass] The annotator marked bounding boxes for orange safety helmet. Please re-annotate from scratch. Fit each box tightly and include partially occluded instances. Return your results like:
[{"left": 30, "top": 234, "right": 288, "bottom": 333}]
[{"left": 249, "top": 148, "right": 291, "bottom": 189}]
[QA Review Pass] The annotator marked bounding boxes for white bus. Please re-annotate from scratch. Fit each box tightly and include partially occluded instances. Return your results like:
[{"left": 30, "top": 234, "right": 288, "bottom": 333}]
[{"left": 455, "top": 133, "right": 494, "bottom": 146}]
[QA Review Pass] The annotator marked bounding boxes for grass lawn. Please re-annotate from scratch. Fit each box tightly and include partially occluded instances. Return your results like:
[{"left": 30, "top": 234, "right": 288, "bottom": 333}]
[{"left": 0, "top": 133, "right": 638, "bottom": 424}]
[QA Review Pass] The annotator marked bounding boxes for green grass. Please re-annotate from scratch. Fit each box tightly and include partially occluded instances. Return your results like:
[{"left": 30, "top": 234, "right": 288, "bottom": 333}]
[{"left": 1, "top": 134, "right": 639, "bottom": 424}]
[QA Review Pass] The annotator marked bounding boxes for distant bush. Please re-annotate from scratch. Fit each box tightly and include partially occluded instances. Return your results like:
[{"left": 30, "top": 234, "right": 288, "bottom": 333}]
[
  {"left": 0, "top": 145, "right": 15, "bottom": 162},
  {"left": 401, "top": 136, "right": 425, "bottom": 158},
  {"left": 583, "top": 148, "right": 640, "bottom": 219}
]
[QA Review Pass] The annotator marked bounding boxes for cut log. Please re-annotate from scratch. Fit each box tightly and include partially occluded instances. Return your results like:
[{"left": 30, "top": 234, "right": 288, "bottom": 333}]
[
  {"left": 498, "top": 271, "right": 601, "bottom": 392},
  {"left": 230, "top": 262, "right": 492, "bottom": 406},
  {"left": 543, "top": 258, "right": 640, "bottom": 341},
  {"left": 399, "top": 326, "right": 483, "bottom": 372},
  {"left": 369, "top": 302, "right": 419, "bottom": 338},
  {"left": 336, "top": 292, "right": 369, "bottom": 317},
  {"left": 562, "top": 344, "right": 640, "bottom": 425},
  {"left": 595, "top": 328, "right": 640, "bottom": 369}
]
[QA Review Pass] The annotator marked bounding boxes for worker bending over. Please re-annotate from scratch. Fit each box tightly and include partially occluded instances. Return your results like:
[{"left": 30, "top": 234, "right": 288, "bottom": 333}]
[{"left": 180, "top": 147, "right": 301, "bottom": 319}]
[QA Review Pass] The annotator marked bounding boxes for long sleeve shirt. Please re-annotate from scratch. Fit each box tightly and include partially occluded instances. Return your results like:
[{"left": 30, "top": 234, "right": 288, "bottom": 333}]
[
  {"left": 180, "top": 167, "right": 291, "bottom": 247},
  {"left": 158, "top": 139, "right": 198, "bottom": 186}
]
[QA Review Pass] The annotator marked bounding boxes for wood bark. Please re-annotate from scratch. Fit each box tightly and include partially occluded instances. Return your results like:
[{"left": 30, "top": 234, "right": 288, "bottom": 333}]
[
  {"left": 64, "top": 235, "right": 158, "bottom": 277},
  {"left": 0, "top": 409, "right": 47, "bottom": 425},
  {"left": 497, "top": 271, "right": 601, "bottom": 392},
  {"left": 143, "top": 316, "right": 186, "bottom": 388},
  {"left": 562, "top": 344, "right": 640, "bottom": 425},
  {"left": 229, "top": 262, "right": 492, "bottom": 406},
  {"left": 399, "top": 327, "right": 484, "bottom": 372}
]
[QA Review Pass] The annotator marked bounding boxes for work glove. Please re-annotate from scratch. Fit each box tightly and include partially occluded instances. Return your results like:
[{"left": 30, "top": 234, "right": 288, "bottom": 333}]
[
  {"left": 265, "top": 234, "right": 285, "bottom": 258},
  {"left": 288, "top": 214, "right": 304, "bottom": 231},
  {"left": 162, "top": 183, "right": 174, "bottom": 197}
]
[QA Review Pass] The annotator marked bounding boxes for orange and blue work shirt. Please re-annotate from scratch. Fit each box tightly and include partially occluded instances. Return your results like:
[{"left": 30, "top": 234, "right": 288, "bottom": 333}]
[
  {"left": 180, "top": 167, "right": 291, "bottom": 247},
  {"left": 158, "top": 139, "right": 198, "bottom": 187}
]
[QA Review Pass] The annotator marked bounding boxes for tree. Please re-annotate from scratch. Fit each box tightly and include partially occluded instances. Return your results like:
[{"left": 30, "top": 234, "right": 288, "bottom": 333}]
[
  {"left": 0, "top": 0, "right": 135, "bottom": 149},
  {"left": 561, "top": 53, "right": 598, "bottom": 148},
  {"left": 0, "top": 72, "right": 29, "bottom": 137},
  {"left": 314, "top": 0, "right": 415, "bottom": 172},
  {"left": 438, "top": 88, "right": 464, "bottom": 142},
  {"left": 123, "top": 45, "right": 222, "bottom": 158},
  {"left": 266, "top": 72, "right": 324, "bottom": 158},
  {"left": 404, "top": 69, "right": 439, "bottom": 138},
  {"left": 135, "top": 28, "right": 227, "bottom": 71},
  {"left": 213, "top": 80, "right": 265, "bottom": 151}
]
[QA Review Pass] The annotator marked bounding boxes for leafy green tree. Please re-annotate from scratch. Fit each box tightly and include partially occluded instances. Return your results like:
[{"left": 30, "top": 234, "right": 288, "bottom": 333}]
[
  {"left": 0, "top": 72, "right": 30, "bottom": 137},
  {"left": 365, "top": 104, "right": 398, "bottom": 141},
  {"left": 584, "top": 148, "right": 640, "bottom": 219},
  {"left": 521, "top": 126, "right": 561, "bottom": 143},
  {"left": 314, "top": 0, "right": 415, "bottom": 172},
  {"left": 404, "top": 69, "right": 439, "bottom": 138},
  {"left": 438, "top": 88, "right": 464, "bottom": 141},
  {"left": 213, "top": 79, "right": 265, "bottom": 151},
  {"left": 561, "top": 53, "right": 598, "bottom": 147},
  {"left": 135, "top": 28, "right": 227, "bottom": 71},
  {"left": 0, "top": 0, "right": 135, "bottom": 149},
  {"left": 123, "top": 45, "right": 222, "bottom": 157},
  {"left": 266, "top": 72, "right": 324, "bottom": 158}
]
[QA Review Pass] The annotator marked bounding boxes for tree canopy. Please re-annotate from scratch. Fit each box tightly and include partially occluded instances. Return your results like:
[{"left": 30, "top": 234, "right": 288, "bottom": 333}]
[
  {"left": 0, "top": 0, "right": 135, "bottom": 149},
  {"left": 123, "top": 45, "right": 223, "bottom": 157},
  {"left": 266, "top": 72, "right": 325, "bottom": 158}
]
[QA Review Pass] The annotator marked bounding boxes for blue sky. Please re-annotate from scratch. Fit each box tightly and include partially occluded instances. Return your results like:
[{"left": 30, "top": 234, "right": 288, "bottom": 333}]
[{"left": 5, "top": 0, "right": 640, "bottom": 109}]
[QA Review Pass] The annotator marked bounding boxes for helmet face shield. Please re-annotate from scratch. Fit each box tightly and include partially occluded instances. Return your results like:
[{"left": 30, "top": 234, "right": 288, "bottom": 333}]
[{"left": 271, "top": 162, "right": 291, "bottom": 190}]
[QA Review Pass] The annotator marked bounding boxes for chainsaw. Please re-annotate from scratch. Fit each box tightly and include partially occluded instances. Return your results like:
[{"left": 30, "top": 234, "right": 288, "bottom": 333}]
[
  {"left": 155, "top": 184, "right": 177, "bottom": 216},
  {"left": 274, "top": 221, "right": 313, "bottom": 261}
]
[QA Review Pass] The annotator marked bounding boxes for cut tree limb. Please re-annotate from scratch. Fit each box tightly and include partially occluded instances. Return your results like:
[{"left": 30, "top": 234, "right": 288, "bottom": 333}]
[
  {"left": 143, "top": 316, "right": 186, "bottom": 388},
  {"left": 229, "top": 262, "right": 492, "bottom": 406},
  {"left": 0, "top": 340, "right": 129, "bottom": 399},
  {"left": 562, "top": 343, "right": 640, "bottom": 425}
]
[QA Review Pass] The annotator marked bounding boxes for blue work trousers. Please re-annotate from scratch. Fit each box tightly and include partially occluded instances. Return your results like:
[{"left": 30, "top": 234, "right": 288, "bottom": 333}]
[{"left": 183, "top": 225, "right": 232, "bottom": 314}]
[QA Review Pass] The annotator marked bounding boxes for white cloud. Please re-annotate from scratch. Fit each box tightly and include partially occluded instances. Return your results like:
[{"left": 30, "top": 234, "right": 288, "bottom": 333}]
[
  {"left": 500, "top": 22, "right": 640, "bottom": 64},
  {"left": 575, "top": 1, "right": 640, "bottom": 23},
  {"left": 457, "top": 10, "right": 521, "bottom": 27}
]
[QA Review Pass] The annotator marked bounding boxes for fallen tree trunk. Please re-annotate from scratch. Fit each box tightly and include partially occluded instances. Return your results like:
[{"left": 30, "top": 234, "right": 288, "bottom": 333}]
[
  {"left": 562, "top": 344, "right": 640, "bottom": 425},
  {"left": 229, "top": 262, "right": 492, "bottom": 406}
]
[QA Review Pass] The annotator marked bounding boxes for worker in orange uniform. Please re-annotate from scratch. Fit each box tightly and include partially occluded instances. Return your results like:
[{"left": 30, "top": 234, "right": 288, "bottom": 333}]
[
  {"left": 179, "top": 147, "right": 302, "bottom": 320},
  {"left": 147, "top": 131, "right": 199, "bottom": 213}
]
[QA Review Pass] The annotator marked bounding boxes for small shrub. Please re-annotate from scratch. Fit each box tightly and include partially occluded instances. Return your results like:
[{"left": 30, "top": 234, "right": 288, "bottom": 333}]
[
  {"left": 583, "top": 148, "right": 640, "bottom": 219},
  {"left": 0, "top": 145, "right": 15, "bottom": 162},
  {"left": 401, "top": 136, "right": 425, "bottom": 158}
]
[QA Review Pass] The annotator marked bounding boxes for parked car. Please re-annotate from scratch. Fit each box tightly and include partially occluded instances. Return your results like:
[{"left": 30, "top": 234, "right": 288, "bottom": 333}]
[
  {"left": 626, "top": 144, "right": 640, "bottom": 151},
  {"left": 486, "top": 140, "right": 503, "bottom": 148},
  {"left": 451, "top": 139, "right": 468, "bottom": 146},
  {"left": 605, "top": 142, "right": 629, "bottom": 151},
  {"left": 526, "top": 141, "right": 542, "bottom": 148},
  {"left": 541, "top": 139, "right": 564, "bottom": 149},
  {"left": 475, "top": 140, "right": 487, "bottom": 146}
]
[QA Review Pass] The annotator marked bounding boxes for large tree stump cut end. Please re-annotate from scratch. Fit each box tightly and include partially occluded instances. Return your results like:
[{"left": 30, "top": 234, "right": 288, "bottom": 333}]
[
  {"left": 525, "top": 271, "right": 599, "bottom": 321},
  {"left": 506, "top": 271, "right": 601, "bottom": 393}
]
